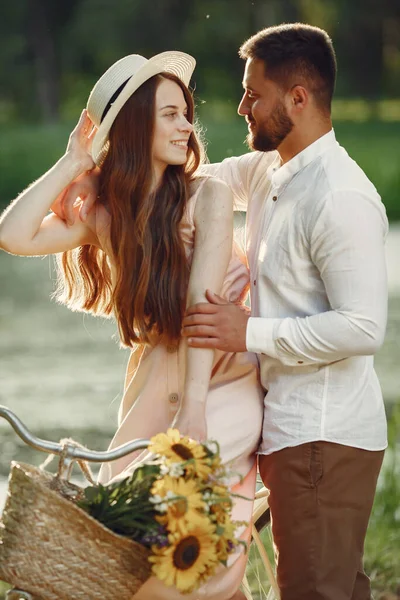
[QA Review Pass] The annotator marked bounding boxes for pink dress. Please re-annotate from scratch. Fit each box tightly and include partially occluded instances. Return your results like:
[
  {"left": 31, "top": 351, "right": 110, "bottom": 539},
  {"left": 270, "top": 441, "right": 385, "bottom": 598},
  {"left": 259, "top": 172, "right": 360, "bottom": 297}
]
[{"left": 98, "top": 179, "right": 264, "bottom": 599}]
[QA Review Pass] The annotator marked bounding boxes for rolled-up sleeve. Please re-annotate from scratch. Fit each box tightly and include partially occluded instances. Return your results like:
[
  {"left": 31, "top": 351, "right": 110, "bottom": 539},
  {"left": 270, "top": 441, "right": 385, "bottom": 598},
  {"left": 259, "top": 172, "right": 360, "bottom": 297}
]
[{"left": 246, "top": 189, "right": 388, "bottom": 366}]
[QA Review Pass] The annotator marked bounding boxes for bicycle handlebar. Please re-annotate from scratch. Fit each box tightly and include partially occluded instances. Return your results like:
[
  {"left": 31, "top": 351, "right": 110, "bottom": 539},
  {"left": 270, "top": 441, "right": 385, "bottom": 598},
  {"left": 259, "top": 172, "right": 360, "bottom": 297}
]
[{"left": 0, "top": 405, "right": 150, "bottom": 463}]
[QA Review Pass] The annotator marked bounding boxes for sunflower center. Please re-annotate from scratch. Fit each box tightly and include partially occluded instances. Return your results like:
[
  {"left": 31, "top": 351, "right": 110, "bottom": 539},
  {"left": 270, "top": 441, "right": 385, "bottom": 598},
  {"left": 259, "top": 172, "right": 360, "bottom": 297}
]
[
  {"left": 171, "top": 443, "right": 194, "bottom": 461},
  {"left": 173, "top": 536, "right": 200, "bottom": 570}
]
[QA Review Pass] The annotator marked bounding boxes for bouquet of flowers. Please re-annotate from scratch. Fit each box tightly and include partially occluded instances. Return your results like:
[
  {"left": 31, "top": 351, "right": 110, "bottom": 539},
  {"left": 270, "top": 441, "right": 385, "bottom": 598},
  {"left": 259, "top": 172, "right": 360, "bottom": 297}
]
[{"left": 77, "top": 428, "right": 247, "bottom": 594}]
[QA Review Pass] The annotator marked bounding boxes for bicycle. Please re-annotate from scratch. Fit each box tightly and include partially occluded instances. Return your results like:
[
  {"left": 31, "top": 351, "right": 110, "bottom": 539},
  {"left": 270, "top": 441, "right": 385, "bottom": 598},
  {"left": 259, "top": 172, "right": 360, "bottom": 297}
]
[{"left": 0, "top": 405, "right": 279, "bottom": 600}]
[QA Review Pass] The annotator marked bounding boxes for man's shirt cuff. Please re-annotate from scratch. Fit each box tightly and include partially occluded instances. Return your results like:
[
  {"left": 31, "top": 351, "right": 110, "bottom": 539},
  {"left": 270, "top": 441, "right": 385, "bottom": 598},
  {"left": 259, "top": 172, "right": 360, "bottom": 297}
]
[{"left": 246, "top": 317, "right": 279, "bottom": 358}]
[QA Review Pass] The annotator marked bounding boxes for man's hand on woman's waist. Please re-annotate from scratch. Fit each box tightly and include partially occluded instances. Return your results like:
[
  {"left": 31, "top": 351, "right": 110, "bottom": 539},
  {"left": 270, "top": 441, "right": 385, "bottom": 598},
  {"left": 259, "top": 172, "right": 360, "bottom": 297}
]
[{"left": 182, "top": 289, "right": 250, "bottom": 352}]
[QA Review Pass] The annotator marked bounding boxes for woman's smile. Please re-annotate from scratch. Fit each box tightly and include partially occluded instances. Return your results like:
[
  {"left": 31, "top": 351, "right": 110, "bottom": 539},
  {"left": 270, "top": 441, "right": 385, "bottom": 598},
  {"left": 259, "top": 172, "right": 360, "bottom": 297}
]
[{"left": 171, "top": 139, "right": 188, "bottom": 149}]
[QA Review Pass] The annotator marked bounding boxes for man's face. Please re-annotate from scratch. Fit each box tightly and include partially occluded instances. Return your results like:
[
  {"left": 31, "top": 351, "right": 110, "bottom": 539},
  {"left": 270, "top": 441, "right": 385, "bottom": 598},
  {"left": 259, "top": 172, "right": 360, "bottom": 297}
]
[{"left": 238, "top": 58, "right": 294, "bottom": 152}]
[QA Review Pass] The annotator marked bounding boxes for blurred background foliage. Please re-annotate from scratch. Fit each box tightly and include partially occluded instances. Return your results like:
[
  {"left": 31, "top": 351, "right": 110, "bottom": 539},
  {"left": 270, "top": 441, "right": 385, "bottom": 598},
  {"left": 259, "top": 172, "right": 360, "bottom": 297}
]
[
  {"left": 0, "top": 0, "right": 400, "bottom": 218},
  {"left": 2, "top": 0, "right": 400, "bottom": 121}
]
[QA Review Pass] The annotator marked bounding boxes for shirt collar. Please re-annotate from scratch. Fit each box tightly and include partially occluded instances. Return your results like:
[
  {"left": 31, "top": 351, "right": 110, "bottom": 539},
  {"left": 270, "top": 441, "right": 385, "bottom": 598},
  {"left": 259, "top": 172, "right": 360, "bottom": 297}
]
[{"left": 271, "top": 129, "right": 337, "bottom": 189}]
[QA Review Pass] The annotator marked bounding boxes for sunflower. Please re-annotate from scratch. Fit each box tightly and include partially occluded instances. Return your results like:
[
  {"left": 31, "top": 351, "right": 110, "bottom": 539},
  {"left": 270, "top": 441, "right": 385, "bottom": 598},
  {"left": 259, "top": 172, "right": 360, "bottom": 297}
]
[
  {"left": 149, "top": 429, "right": 201, "bottom": 462},
  {"left": 185, "top": 454, "right": 214, "bottom": 480},
  {"left": 149, "top": 518, "right": 220, "bottom": 593},
  {"left": 149, "top": 428, "right": 213, "bottom": 480},
  {"left": 214, "top": 514, "right": 238, "bottom": 562},
  {"left": 151, "top": 477, "right": 206, "bottom": 534},
  {"left": 209, "top": 500, "right": 231, "bottom": 523},
  {"left": 202, "top": 483, "right": 232, "bottom": 522},
  {"left": 210, "top": 483, "right": 230, "bottom": 496}
]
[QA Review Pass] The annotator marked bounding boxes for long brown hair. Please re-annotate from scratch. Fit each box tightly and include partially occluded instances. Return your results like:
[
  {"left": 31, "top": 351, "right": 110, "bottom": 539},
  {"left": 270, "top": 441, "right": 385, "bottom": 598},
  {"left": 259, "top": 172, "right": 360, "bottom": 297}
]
[{"left": 55, "top": 72, "right": 203, "bottom": 347}]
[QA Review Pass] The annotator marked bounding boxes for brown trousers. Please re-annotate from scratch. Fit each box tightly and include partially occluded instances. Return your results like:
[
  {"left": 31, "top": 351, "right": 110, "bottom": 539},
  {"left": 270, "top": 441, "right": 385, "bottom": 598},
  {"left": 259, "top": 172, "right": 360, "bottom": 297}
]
[{"left": 258, "top": 442, "right": 384, "bottom": 600}]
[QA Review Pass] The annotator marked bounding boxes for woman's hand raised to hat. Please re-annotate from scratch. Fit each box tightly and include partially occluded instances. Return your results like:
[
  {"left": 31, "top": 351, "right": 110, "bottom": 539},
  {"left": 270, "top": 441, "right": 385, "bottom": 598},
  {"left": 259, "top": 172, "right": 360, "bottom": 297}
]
[
  {"left": 51, "top": 110, "right": 99, "bottom": 224},
  {"left": 65, "top": 109, "right": 97, "bottom": 174}
]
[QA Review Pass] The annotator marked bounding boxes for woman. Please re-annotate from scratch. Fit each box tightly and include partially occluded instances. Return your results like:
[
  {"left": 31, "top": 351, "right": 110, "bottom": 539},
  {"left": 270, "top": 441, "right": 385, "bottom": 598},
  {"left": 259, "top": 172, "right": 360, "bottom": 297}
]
[{"left": 0, "top": 52, "right": 263, "bottom": 599}]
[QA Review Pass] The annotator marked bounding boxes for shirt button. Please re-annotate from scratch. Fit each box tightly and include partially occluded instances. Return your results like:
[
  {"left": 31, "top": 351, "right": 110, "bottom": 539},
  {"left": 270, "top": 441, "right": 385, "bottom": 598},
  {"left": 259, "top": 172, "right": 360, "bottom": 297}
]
[
  {"left": 297, "top": 361, "right": 304, "bottom": 364},
  {"left": 169, "top": 393, "right": 179, "bottom": 403},
  {"left": 167, "top": 345, "right": 177, "bottom": 353},
  {"left": 253, "top": 279, "right": 256, "bottom": 286},
  {"left": 272, "top": 195, "right": 278, "bottom": 202}
]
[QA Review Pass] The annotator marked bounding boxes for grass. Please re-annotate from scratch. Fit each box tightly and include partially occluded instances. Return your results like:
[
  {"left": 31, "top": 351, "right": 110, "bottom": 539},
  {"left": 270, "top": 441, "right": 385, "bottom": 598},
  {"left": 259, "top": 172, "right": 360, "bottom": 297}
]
[{"left": 364, "top": 406, "right": 400, "bottom": 597}]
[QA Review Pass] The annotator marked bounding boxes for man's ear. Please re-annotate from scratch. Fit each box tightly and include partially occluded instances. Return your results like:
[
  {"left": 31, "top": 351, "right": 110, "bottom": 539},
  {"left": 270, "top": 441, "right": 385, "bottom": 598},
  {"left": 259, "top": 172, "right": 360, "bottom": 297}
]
[{"left": 291, "top": 85, "right": 308, "bottom": 111}]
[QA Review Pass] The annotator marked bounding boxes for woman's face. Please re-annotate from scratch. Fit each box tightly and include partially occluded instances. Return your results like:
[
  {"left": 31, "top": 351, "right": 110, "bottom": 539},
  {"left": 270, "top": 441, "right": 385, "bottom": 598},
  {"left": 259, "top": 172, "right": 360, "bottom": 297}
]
[{"left": 152, "top": 78, "right": 193, "bottom": 177}]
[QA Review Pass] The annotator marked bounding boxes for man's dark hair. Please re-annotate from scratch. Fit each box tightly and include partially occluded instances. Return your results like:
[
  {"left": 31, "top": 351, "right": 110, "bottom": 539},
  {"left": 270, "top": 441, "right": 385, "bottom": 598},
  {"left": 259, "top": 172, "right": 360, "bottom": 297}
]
[{"left": 239, "top": 23, "right": 337, "bottom": 113}]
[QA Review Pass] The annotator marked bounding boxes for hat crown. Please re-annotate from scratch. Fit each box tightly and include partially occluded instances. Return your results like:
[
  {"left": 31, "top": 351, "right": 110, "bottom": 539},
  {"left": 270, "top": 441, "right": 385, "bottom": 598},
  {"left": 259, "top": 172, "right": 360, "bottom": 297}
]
[{"left": 87, "top": 55, "right": 148, "bottom": 127}]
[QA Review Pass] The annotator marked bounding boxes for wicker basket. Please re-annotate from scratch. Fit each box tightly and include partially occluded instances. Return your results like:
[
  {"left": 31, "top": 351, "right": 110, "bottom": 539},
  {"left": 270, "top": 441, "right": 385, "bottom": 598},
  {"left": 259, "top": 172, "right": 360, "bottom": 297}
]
[{"left": 0, "top": 462, "right": 152, "bottom": 600}]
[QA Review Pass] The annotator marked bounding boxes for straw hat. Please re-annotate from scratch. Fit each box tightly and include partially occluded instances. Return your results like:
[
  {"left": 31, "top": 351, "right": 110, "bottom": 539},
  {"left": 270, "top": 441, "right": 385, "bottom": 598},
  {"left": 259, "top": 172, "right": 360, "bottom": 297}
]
[{"left": 87, "top": 51, "right": 196, "bottom": 165}]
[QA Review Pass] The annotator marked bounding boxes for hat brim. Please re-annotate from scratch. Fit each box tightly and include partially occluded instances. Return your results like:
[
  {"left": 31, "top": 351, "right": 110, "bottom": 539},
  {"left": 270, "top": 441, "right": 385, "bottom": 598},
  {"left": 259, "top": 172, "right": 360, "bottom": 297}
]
[{"left": 90, "top": 51, "right": 196, "bottom": 166}]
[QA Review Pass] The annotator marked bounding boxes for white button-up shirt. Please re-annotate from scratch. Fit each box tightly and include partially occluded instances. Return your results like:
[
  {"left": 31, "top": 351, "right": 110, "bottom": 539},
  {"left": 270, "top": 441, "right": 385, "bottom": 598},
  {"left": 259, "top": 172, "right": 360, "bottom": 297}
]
[{"left": 204, "top": 130, "right": 388, "bottom": 454}]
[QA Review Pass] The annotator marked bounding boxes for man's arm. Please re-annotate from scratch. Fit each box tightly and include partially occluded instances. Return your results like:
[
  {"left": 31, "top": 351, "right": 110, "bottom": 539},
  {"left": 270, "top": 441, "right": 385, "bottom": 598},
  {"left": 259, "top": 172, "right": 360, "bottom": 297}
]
[
  {"left": 184, "top": 189, "right": 388, "bottom": 366},
  {"left": 53, "top": 155, "right": 253, "bottom": 222},
  {"left": 55, "top": 149, "right": 275, "bottom": 223},
  {"left": 199, "top": 151, "right": 272, "bottom": 211},
  {"left": 247, "top": 189, "right": 388, "bottom": 366}
]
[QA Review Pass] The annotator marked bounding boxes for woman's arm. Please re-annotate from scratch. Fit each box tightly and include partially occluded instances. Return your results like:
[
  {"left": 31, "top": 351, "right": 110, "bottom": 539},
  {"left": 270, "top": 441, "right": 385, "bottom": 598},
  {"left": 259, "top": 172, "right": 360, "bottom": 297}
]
[
  {"left": 0, "top": 111, "right": 98, "bottom": 256},
  {"left": 173, "top": 177, "right": 233, "bottom": 441}
]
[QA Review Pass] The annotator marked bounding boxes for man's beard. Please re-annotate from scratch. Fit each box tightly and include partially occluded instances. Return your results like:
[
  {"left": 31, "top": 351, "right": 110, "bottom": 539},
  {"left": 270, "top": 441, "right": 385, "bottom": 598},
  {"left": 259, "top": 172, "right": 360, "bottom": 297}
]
[{"left": 247, "top": 99, "right": 294, "bottom": 152}]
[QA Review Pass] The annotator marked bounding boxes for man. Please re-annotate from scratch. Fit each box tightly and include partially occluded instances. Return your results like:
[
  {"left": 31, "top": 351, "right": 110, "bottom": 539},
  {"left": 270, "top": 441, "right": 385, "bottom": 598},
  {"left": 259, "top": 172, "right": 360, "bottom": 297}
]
[
  {"left": 183, "top": 24, "right": 388, "bottom": 600},
  {"left": 57, "top": 23, "right": 387, "bottom": 600}
]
